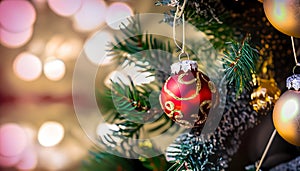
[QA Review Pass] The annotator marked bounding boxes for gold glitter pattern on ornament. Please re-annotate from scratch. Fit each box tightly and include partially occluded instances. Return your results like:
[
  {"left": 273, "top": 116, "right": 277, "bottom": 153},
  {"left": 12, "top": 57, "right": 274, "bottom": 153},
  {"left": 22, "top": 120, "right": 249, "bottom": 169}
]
[
  {"left": 163, "top": 100, "right": 209, "bottom": 128},
  {"left": 200, "top": 100, "right": 212, "bottom": 118},
  {"left": 165, "top": 101, "right": 175, "bottom": 111},
  {"left": 164, "top": 72, "right": 201, "bottom": 101},
  {"left": 251, "top": 78, "right": 281, "bottom": 115},
  {"left": 164, "top": 101, "right": 182, "bottom": 119},
  {"left": 176, "top": 120, "right": 193, "bottom": 128},
  {"left": 208, "top": 81, "right": 216, "bottom": 93},
  {"left": 174, "top": 112, "right": 184, "bottom": 120},
  {"left": 178, "top": 72, "right": 198, "bottom": 85}
]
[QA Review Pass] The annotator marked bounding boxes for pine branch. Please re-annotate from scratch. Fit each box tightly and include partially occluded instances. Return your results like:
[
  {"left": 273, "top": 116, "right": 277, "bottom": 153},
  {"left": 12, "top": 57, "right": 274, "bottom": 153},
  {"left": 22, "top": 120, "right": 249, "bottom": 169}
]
[
  {"left": 184, "top": 3, "right": 235, "bottom": 50},
  {"left": 108, "top": 76, "right": 176, "bottom": 138},
  {"left": 110, "top": 77, "right": 150, "bottom": 123},
  {"left": 109, "top": 15, "right": 173, "bottom": 79},
  {"left": 165, "top": 133, "right": 222, "bottom": 171},
  {"left": 222, "top": 35, "right": 259, "bottom": 96}
]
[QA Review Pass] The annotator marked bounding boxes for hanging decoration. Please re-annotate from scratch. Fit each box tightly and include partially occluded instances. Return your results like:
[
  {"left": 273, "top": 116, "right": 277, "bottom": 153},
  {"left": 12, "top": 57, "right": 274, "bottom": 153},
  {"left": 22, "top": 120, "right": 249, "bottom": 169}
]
[
  {"left": 263, "top": 0, "right": 300, "bottom": 38},
  {"left": 272, "top": 36, "right": 300, "bottom": 146},
  {"left": 272, "top": 73, "right": 300, "bottom": 146},
  {"left": 159, "top": 0, "right": 216, "bottom": 128},
  {"left": 254, "top": 37, "right": 300, "bottom": 171},
  {"left": 160, "top": 60, "right": 216, "bottom": 128},
  {"left": 250, "top": 77, "right": 281, "bottom": 115}
]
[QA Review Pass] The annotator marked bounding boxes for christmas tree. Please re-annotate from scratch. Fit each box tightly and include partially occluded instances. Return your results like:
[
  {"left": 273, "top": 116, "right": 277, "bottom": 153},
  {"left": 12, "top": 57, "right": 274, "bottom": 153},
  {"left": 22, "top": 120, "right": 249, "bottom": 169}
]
[{"left": 81, "top": 0, "right": 300, "bottom": 170}]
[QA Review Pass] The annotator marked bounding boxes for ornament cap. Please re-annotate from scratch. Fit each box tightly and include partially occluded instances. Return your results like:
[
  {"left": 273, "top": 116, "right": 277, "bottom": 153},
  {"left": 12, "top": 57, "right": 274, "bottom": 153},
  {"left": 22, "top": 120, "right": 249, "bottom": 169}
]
[
  {"left": 286, "top": 74, "right": 300, "bottom": 90},
  {"left": 170, "top": 60, "right": 198, "bottom": 74}
]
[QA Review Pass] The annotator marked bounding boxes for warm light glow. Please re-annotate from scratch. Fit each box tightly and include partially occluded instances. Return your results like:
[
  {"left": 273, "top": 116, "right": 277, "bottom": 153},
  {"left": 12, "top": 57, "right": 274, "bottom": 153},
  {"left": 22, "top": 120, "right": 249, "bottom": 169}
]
[
  {"left": 56, "top": 38, "right": 82, "bottom": 60},
  {"left": 0, "top": 0, "right": 36, "bottom": 32},
  {"left": 105, "top": 2, "right": 133, "bottom": 30},
  {"left": 39, "top": 148, "right": 70, "bottom": 170},
  {"left": 28, "top": 39, "right": 46, "bottom": 55},
  {"left": 73, "top": 0, "right": 106, "bottom": 32},
  {"left": 48, "top": 0, "right": 82, "bottom": 17},
  {"left": 0, "top": 123, "right": 27, "bottom": 157},
  {"left": 0, "top": 27, "right": 33, "bottom": 48},
  {"left": 281, "top": 99, "right": 299, "bottom": 122},
  {"left": 43, "top": 58, "right": 66, "bottom": 81},
  {"left": 13, "top": 52, "right": 42, "bottom": 81},
  {"left": 45, "top": 35, "right": 65, "bottom": 56},
  {"left": 38, "top": 121, "right": 65, "bottom": 147},
  {"left": 84, "top": 31, "right": 113, "bottom": 65}
]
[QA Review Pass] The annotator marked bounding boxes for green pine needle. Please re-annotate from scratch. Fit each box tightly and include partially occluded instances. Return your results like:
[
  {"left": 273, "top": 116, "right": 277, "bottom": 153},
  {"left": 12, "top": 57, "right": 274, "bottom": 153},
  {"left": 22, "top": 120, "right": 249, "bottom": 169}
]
[
  {"left": 109, "top": 77, "right": 151, "bottom": 124},
  {"left": 108, "top": 15, "right": 173, "bottom": 78},
  {"left": 222, "top": 36, "right": 259, "bottom": 96},
  {"left": 108, "top": 76, "right": 176, "bottom": 139}
]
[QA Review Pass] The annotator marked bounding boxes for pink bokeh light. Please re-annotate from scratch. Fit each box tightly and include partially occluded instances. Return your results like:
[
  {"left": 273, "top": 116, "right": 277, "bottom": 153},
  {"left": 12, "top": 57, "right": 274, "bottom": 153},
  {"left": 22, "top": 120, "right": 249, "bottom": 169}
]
[
  {"left": 48, "top": 0, "right": 82, "bottom": 17},
  {"left": 16, "top": 146, "right": 37, "bottom": 170},
  {"left": 0, "top": 123, "right": 28, "bottom": 157},
  {"left": 105, "top": 2, "right": 133, "bottom": 30},
  {"left": 0, "top": 27, "right": 33, "bottom": 48},
  {"left": 0, "top": 0, "right": 36, "bottom": 33},
  {"left": 0, "top": 155, "right": 21, "bottom": 167},
  {"left": 73, "top": 0, "right": 106, "bottom": 32},
  {"left": 0, "top": 123, "right": 28, "bottom": 168}
]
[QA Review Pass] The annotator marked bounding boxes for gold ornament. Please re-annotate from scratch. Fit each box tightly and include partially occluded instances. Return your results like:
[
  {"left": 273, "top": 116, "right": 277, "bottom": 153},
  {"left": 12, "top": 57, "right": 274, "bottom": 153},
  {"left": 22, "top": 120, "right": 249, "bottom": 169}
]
[
  {"left": 263, "top": 0, "right": 300, "bottom": 38},
  {"left": 251, "top": 78, "right": 281, "bottom": 115},
  {"left": 273, "top": 90, "right": 300, "bottom": 146}
]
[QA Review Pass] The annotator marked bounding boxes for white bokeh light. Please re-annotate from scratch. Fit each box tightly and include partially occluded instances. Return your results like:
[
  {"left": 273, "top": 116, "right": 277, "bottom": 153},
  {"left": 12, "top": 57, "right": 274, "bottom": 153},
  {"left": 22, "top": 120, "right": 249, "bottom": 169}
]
[
  {"left": 48, "top": 0, "right": 82, "bottom": 17},
  {"left": 38, "top": 121, "right": 65, "bottom": 147},
  {"left": 105, "top": 2, "right": 133, "bottom": 30},
  {"left": 0, "top": 0, "right": 36, "bottom": 32},
  {"left": 43, "top": 58, "right": 66, "bottom": 81},
  {"left": 0, "top": 27, "right": 33, "bottom": 48},
  {"left": 73, "top": 0, "right": 106, "bottom": 32},
  {"left": 13, "top": 52, "right": 42, "bottom": 81},
  {"left": 84, "top": 31, "right": 113, "bottom": 65}
]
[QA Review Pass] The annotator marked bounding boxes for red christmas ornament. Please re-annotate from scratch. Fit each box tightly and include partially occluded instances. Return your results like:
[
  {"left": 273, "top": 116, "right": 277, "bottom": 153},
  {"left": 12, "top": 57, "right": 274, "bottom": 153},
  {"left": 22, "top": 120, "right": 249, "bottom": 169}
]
[{"left": 159, "top": 60, "right": 216, "bottom": 128}]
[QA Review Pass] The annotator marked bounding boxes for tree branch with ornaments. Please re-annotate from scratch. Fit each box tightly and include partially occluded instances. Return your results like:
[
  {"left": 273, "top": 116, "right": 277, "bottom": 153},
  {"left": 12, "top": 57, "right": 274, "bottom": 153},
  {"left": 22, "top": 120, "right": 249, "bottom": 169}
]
[{"left": 82, "top": 0, "right": 300, "bottom": 171}]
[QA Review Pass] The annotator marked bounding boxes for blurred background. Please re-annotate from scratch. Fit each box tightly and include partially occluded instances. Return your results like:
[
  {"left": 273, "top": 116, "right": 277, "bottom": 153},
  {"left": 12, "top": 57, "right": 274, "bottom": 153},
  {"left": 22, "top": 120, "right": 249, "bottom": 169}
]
[{"left": 0, "top": 0, "right": 165, "bottom": 170}]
